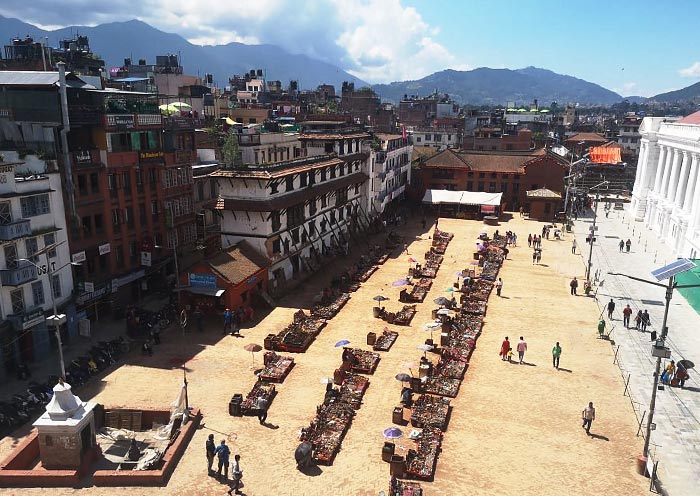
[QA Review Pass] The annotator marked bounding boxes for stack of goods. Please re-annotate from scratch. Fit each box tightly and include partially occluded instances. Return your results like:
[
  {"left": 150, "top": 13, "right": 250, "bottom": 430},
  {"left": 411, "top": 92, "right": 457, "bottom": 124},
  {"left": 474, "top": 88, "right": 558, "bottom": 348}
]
[
  {"left": 423, "top": 356, "right": 467, "bottom": 398},
  {"left": 301, "top": 370, "right": 371, "bottom": 464},
  {"left": 385, "top": 305, "right": 417, "bottom": 326},
  {"left": 389, "top": 477, "right": 422, "bottom": 496},
  {"left": 258, "top": 352, "right": 295, "bottom": 382},
  {"left": 311, "top": 293, "right": 351, "bottom": 320},
  {"left": 431, "top": 229, "right": 453, "bottom": 254},
  {"left": 339, "top": 373, "right": 369, "bottom": 409},
  {"left": 442, "top": 319, "right": 480, "bottom": 361},
  {"left": 241, "top": 381, "right": 276, "bottom": 415},
  {"left": 404, "top": 427, "right": 443, "bottom": 480},
  {"left": 401, "top": 278, "right": 432, "bottom": 303},
  {"left": 424, "top": 252, "right": 444, "bottom": 265},
  {"left": 410, "top": 395, "right": 451, "bottom": 430},
  {"left": 418, "top": 265, "right": 438, "bottom": 278},
  {"left": 373, "top": 329, "right": 399, "bottom": 351},
  {"left": 461, "top": 299, "right": 487, "bottom": 315},
  {"left": 347, "top": 348, "right": 381, "bottom": 374},
  {"left": 469, "top": 279, "right": 493, "bottom": 300},
  {"left": 479, "top": 260, "right": 500, "bottom": 281},
  {"left": 300, "top": 400, "right": 355, "bottom": 465}
]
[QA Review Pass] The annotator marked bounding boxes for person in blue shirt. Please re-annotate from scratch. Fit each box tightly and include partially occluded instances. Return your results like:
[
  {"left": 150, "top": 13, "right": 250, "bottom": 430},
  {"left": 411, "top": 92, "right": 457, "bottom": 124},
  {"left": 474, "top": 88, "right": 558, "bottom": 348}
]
[
  {"left": 223, "top": 308, "right": 232, "bottom": 335},
  {"left": 215, "top": 439, "right": 230, "bottom": 479}
]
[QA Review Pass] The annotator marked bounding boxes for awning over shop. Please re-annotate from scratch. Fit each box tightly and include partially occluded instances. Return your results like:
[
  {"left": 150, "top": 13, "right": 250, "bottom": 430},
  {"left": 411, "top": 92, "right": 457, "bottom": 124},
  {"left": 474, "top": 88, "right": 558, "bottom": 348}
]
[
  {"left": 177, "top": 286, "right": 227, "bottom": 297},
  {"left": 422, "top": 189, "right": 503, "bottom": 206}
]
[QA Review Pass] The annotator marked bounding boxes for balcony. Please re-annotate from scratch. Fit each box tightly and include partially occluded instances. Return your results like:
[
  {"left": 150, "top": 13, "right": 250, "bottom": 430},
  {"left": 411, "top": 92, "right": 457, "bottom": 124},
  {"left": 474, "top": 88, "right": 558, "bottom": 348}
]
[
  {"left": 0, "top": 219, "right": 31, "bottom": 241},
  {"left": 165, "top": 149, "right": 197, "bottom": 165},
  {"left": 0, "top": 262, "right": 38, "bottom": 286},
  {"left": 104, "top": 113, "right": 162, "bottom": 130},
  {"left": 163, "top": 116, "right": 198, "bottom": 131},
  {"left": 237, "top": 134, "right": 261, "bottom": 146},
  {"left": 375, "top": 152, "right": 387, "bottom": 163}
]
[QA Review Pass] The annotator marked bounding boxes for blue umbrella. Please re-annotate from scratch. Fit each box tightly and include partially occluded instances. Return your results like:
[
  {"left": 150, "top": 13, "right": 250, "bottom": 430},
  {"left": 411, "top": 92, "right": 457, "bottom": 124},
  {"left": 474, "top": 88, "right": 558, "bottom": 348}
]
[
  {"left": 383, "top": 427, "right": 403, "bottom": 439},
  {"left": 445, "top": 287, "right": 455, "bottom": 292},
  {"left": 335, "top": 339, "right": 351, "bottom": 347}
]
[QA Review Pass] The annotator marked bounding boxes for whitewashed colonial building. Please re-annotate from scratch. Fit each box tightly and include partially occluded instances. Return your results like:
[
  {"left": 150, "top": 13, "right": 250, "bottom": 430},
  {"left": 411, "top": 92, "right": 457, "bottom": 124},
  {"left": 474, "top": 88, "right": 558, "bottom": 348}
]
[{"left": 630, "top": 113, "right": 700, "bottom": 257}]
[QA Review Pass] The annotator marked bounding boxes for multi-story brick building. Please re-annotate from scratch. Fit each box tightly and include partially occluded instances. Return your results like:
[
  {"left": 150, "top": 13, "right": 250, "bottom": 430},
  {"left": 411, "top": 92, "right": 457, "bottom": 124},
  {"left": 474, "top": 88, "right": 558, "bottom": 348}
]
[
  {"left": 368, "top": 134, "right": 412, "bottom": 216},
  {"left": 417, "top": 148, "right": 569, "bottom": 211}
]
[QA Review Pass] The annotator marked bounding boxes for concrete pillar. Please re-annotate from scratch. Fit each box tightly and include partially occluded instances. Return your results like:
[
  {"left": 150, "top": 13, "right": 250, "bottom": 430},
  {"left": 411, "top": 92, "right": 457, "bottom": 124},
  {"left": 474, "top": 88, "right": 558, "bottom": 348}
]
[
  {"left": 643, "top": 143, "right": 659, "bottom": 191},
  {"left": 661, "top": 148, "right": 680, "bottom": 201},
  {"left": 689, "top": 153, "right": 700, "bottom": 228},
  {"left": 674, "top": 151, "right": 691, "bottom": 208},
  {"left": 652, "top": 145, "right": 667, "bottom": 194},
  {"left": 682, "top": 153, "right": 699, "bottom": 215},
  {"left": 632, "top": 142, "right": 647, "bottom": 192}
]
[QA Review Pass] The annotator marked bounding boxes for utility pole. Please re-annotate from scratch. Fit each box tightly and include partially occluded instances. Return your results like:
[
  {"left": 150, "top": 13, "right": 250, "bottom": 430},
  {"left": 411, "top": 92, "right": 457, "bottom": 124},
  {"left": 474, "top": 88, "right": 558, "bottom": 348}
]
[
  {"left": 643, "top": 276, "right": 673, "bottom": 458},
  {"left": 586, "top": 194, "right": 598, "bottom": 281}
]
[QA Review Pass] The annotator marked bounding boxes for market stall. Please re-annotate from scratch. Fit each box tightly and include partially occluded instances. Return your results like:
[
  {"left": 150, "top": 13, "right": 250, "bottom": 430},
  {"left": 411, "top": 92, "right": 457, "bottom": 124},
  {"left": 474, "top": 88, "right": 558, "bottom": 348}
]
[
  {"left": 404, "top": 427, "right": 443, "bottom": 480},
  {"left": 345, "top": 348, "right": 381, "bottom": 374},
  {"left": 258, "top": 352, "right": 295, "bottom": 382},
  {"left": 373, "top": 329, "right": 399, "bottom": 352},
  {"left": 410, "top": 395, "right": 451, "bottom": 430},
  {"left": 382, "top": 304, "right": 417, "bottom": 326},
  {"left": 240, "top": 381, "right": 276, "bottom": 415}
]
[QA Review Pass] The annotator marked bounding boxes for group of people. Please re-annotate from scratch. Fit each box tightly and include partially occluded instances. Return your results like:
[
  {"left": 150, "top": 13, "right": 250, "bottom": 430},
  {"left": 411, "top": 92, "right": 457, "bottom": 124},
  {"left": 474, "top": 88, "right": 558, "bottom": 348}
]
[
  {"left": 618, "top": 239, "right": 632, "bottom": 253},
  {"left": 223, "top": 306, "right": 254, "bottom": 335},
  {"left": 527, "top": 233, "right": 543, "bottom": 248},
  {"left": 504, "top": 231, "right": 518, "bottom": 246},
  {"left": 661, "top": 360, "right": 690, "bottom": 388},
  {"left": 498, "top": 336, "right": 528, "bottom": 364},
  {"left": 206, "top": 435, "right": 244, "bottom": 494}
]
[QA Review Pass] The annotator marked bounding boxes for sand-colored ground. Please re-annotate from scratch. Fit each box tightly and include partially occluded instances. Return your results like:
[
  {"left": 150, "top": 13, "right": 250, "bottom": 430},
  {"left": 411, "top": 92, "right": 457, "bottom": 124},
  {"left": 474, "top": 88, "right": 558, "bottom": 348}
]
[{"left": 0, "top": 215, "right": 649, "bottom": 496}]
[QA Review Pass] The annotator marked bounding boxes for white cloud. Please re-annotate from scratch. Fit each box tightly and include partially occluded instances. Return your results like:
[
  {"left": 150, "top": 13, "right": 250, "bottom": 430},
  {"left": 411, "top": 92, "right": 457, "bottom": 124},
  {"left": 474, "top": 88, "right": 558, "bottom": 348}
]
[
  {"left": 679, "top": 62, "right": 700, "bottom": 78},
  {"left": 621, "top": 82, "right": 638, "bottom": 93},
  {"left": 0, "top": 0, "right": 466, "bottom": 84}
]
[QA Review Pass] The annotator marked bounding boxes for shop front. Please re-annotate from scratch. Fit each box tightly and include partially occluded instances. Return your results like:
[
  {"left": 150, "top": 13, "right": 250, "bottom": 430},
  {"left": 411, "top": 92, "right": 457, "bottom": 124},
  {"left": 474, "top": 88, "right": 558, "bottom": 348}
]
[{"left": 178, "top": 241, "right": 270, "bottom": 315}]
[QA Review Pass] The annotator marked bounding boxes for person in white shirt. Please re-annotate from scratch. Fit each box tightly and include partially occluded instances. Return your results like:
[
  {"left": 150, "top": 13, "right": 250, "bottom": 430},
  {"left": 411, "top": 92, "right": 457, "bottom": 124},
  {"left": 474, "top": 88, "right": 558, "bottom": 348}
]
[
  {"left": 228, "top": 454, "right": 243, "bottom": 495},
  {"left": 495, "top": 278, "right": 503, "bottom": 297}
]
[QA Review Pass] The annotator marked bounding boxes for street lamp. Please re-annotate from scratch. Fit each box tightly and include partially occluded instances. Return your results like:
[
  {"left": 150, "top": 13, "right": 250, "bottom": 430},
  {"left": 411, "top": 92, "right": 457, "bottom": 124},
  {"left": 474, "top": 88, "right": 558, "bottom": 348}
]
[
  {"left": 609, "top": 258, "right": 699, "bottom": 463},
  {"left": 585, "top": 181, "right": 609, "bottom": 281},
  {"left": 18, "top": 252, "right": 81, "bottom": 380}
]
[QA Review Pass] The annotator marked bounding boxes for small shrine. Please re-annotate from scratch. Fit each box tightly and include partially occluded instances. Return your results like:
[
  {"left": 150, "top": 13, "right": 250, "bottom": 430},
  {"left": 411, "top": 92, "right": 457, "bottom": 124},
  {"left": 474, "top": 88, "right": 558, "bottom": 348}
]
[{"left": 32, "top": 379, "right": 97, "bottom": 469}]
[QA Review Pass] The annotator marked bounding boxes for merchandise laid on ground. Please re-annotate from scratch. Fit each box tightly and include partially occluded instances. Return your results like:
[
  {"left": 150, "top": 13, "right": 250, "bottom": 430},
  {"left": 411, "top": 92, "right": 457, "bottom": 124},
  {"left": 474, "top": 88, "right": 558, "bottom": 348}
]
[
  {"left": 299, "top": 371, "right": 370, "bottom": 464},
  {"left": 410, "top": 395, "right": 451, "bottom": 430},
  {"left": 400, "top": 277, "right": 433, "bottom": 303},
  {"left": 258, "top": 352, "right": 295, "bottom": 382},
  {"left": 384, "top": 229, "right": 508, "bottom": 489},
  {"left": 345, "top": 348, "right": 381, "bottom": 374},
  {"left": 379, "top": 304, "right": 418, "bottom": 326},
  {"left": 240, "top": 381, "right": 276, "bottom": 415},
  {"left": 372, "top": 329, "right": 399, "bottom": 352},
  {"left": 390, "top": 476, "right": 423, "bottom": 496}
]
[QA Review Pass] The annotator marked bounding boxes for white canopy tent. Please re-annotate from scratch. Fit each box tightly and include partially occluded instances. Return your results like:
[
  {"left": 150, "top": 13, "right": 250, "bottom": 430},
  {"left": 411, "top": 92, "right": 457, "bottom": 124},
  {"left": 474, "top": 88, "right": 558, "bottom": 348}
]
[{"left": 422, "top": 190, "right": 503, "bottom": 207}]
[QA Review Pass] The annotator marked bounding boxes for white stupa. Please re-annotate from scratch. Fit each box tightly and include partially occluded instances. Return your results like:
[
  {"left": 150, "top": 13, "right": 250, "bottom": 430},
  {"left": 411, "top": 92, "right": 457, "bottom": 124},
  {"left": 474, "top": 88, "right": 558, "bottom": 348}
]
[{"left": 33, "top": 379, "right": 97, "bottom": 469}]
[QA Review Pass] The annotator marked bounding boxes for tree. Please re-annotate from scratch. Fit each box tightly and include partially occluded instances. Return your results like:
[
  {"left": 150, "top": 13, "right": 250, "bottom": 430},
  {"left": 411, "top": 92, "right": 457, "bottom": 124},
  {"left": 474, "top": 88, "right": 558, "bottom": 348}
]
[{"left": 221, "top": 131, "right": 242, "bottom": 169}]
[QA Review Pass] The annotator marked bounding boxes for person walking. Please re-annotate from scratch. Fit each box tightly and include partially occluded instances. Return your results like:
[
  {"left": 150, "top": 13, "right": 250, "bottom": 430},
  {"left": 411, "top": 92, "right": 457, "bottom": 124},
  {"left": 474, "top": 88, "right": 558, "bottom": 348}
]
[
  {"left": 516, "top": 336, "right": 528, "bottom": 364},
  {"left": 193, "top": 305, "right": 204, "bottom": 333},
  {"left": 215, "top": 439, "right": 231, "bottom": 479},
  {"left": 607, "top": 299, "right": 615, "bottom": 319},
  {"left": 499, "top": 336, "right": 510, "bottom": 361},
  {"left": 512, "top": 233, "right": 517, "bottom": 246},
  {"left": 641, "top": 309, "right": 650, "bottom": 331},
  {"left": 495, "top": 278, "right": 503, "bottom": 297},
  {"left": 581, "top": 402, "right": 596, "bottom": 435},
  {"left": 625, "top": 239, "right": 631, "bottom": 253},
  {"left": 527, "top": 233, "right": 532, "bottom": 248},
  {"left": 536, "top": 249, "right": 542, "bottom": 264},
  {"left": 223, "top": 308, "right": 233, "bottom": 335},
  {"left": 228, "top": 454, "right": 243, "bottom": 495},
  {"left": 622, "top": 304, "right": 632, "bottom": 328},
  {"left": 570, "top": 277, "right": 579, "bottom": 295},
  {"left": 662, "top": 360, "right": 676, "bottom": 385},
  {"left": 532, "top": 250, "right": 537, "bottom": 265},
  {"left": 675, "top": 365, "right": 689, "bottom": 388},
  {"left": 619, "top": 239, "right": 624, "bottom": 252},
  {"left": 403, "top": 243, "right": 409, "bottom": 254},
  {"left": 256, "top": 396, "right": 269, "bottom": 425},
  {"left": 571, "top": 238, "right": 577, "bottom": 254},
  {"left": 206, "top": 433, "right": 216, "bottom": 475},
  {"left": 634, "top": 309, "right": 643, "bottom": 330},
  {"left": 552, "top": 342, "right": 562, "bottom": 369}
]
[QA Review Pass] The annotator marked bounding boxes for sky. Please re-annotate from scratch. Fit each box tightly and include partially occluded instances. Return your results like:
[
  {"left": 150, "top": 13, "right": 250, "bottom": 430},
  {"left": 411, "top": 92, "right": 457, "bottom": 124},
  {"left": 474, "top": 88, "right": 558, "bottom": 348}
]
[{"left": 1, "top": 0, "right": 699, "bottom": 97}]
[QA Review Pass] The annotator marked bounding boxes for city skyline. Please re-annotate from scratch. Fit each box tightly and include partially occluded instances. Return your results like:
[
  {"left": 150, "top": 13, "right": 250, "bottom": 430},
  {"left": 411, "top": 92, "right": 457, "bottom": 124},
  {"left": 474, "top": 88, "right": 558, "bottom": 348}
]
[{"left": 0, "top": 0, "right": 699, "bottom": 97}]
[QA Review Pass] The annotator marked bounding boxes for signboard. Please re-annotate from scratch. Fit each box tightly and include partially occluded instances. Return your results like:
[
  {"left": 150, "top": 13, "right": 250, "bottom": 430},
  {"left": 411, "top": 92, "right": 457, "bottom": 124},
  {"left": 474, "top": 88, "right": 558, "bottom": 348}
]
[
  {"left": 113, "top": 115, "right": 135, "bottom": 128},
  {"left": 72, "top": 251, "right": 87, "bottom": 263},
  {"left": 83, "top": 282, "right": 95, "bottom": 293},
  {"left": 78, "top": 319, "right": 91, "bottom": 337},
  {"left": 0, "top": 163, "right": 14, "bottom": 184},
  {"left": 74, "top": 150, "right": 92, "bottom": 164},
  {"left": 17, "top": 308, "right": 46, "bottom": 330},
  {"left": 247, "top": 275, "right": 258, "bottom": 286},
  {"left": 139, "top": 150, "right": 165, "bottom": 163},
  {"left": 189, "top": 272, "right": 217, "bottom": 289},
  {"left": 141, "top": 251, "right": 152, "bottom": 267},
  {"left": 98, "top": 243, "right": 111, "bottom": 255},
  {"left": 76, "top": 281, "right": 112, "bottom": 305}
]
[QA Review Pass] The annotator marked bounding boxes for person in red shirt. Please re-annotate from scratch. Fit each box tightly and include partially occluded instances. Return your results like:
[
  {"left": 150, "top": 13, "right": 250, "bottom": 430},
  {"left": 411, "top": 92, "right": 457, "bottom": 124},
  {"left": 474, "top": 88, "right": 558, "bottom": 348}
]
[
  {"left": 499, "top": 336, "right": 510, "bottom": 361},
  {"left": 622, "top": 304, "right": 633, "bottom": 328}
]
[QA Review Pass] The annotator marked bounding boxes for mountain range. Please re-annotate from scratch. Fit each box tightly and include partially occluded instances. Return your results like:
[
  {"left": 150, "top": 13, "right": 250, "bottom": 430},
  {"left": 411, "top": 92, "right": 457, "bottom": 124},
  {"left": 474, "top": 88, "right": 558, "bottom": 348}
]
[
  {"left": 1, "top": 16, "right": 700, "bottom": 105},
  {"left": 0, "top": 15, "right": 367, "bottom": 90}
]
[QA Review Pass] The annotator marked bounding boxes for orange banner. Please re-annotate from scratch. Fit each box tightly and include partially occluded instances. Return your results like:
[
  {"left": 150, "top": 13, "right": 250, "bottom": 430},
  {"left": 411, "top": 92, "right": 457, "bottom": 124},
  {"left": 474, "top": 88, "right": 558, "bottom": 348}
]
[{"left": 589, "top": 147, "right": 621, "bottom": 164}]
